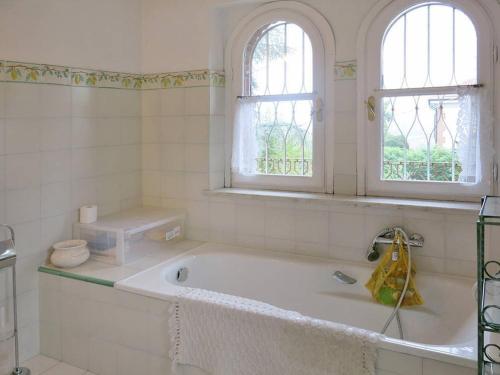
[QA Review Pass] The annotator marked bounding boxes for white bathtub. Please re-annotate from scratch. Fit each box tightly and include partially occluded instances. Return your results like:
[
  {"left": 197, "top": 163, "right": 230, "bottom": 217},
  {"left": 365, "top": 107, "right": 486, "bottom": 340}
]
[{"left": 116, "top": 242, "right": 477, "bottom": 370}]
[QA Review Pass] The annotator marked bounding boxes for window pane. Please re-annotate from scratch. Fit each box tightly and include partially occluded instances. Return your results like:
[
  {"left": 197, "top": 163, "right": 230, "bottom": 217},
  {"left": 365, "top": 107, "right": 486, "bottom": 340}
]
[
  {"left": 255, "top": 99, "right": 313, "bottom": 176},
  {"left": 382, "top": 16, "right": 405, "bottom": 89},
  {"left": 382, "top": 4, "right": 477, "bottom": 89},
  {"left": 382, "top": 95, "right": 463, "bottom": 182},
  {"left": 405, "top": 6, "right": 428, "bottom": 87},
  {"left": 429, "top": 5, "right": 454, "bottom": 86},
  {"left": 250, "top": 22, "right": 313, "bottom": 95},
  {"left": 455, "top": 9, "right": 477, "bottom": 85}
]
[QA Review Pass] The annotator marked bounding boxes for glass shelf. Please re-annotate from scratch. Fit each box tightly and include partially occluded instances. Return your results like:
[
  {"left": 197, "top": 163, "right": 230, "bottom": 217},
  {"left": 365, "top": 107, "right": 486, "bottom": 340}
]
[
  {"left": 484, "top": 361, "right": 500, "bottom": 375},
  {"left": 37, "top": 265, "right": 114, "bottom": 287},
  {"left": 480, "top": 196, "right": 500, "bottom": 224},
  {"left": 482, "top": 279, "right": 500, "bottom": 330}
]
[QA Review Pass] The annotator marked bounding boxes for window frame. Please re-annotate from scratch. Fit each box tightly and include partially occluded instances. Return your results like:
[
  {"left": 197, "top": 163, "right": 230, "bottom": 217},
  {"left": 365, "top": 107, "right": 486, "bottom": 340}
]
[
  {"left": 225, "top": 2, "right": 335, "bottom": 193},
  {"left": 357, "top": 0, "right": 495, "bottom": 201}
]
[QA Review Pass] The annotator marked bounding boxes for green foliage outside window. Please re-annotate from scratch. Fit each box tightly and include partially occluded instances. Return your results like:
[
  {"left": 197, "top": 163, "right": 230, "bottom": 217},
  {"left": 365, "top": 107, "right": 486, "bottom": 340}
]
[{"left": 383, "top": 133, "right": 461, "bottom": 182}]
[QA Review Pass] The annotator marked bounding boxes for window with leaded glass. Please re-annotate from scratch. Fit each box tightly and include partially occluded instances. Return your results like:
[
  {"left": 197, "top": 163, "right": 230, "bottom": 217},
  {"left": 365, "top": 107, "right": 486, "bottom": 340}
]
[
  {"left": 362, "top": 1, "right": 493, "bottom": 199},
  {"left": 230, "top": 7, "right": 329, "bottom": 192}
]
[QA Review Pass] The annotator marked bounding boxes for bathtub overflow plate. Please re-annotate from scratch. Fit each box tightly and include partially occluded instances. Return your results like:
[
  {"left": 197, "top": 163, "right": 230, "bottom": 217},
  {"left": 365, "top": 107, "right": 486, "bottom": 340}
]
[
  {"left": 332, "top": 271, "right": 357, "bottom": 285},
  {"left": 176, "top": 267, "right": 189, "bottom": 282}
]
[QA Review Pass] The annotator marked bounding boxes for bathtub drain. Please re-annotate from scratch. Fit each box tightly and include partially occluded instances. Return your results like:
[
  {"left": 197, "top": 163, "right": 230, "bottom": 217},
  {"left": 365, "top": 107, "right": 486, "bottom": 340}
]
[{"left": 177, "top": 267, "right": 188, "bottom": 282}]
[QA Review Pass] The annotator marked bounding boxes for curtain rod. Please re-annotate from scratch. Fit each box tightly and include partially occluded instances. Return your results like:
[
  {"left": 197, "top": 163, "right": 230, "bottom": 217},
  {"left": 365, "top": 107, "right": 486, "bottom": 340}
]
[{"left": 375, "top": 83, "right": 484, "bottom": 93}]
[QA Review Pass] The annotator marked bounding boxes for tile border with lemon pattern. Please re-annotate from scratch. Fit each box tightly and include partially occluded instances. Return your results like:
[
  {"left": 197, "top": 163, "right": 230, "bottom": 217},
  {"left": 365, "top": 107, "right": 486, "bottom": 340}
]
[
  {"left": 0, "top": 59, "right": 356, "bottom": 89},
  {"left": 334, "top": 60, "right": 357, "bottom": 80},
  {"left": 0, "top": 60, "right": 225, "bottom": 89}
]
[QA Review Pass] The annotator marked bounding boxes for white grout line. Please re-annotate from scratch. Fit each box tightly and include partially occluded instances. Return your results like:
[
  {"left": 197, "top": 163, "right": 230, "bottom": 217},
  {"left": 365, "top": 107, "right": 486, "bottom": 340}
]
[
  {"left": 39, "top": 362, "right": 61, "bottom": 375},
  {"left": 21, "top": 355, "right": 91, "bottom": 375}
]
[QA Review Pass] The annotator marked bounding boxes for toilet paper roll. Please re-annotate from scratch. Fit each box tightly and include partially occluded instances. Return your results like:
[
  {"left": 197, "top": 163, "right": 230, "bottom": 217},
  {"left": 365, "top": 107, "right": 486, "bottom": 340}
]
[{"left": 79, "top": 205, "right": 98, "bottom": 224}]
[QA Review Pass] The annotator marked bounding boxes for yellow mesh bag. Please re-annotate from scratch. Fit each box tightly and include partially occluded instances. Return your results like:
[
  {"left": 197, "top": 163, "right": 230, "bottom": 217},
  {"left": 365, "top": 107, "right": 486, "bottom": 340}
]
[{"left": 365, "top": 232, "right": 424, "bottom": 307}]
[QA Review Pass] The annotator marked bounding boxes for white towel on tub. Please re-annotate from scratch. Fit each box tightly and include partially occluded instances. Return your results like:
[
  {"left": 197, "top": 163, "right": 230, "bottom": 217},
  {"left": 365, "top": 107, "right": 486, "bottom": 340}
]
[{"left": 169, "top": 288, "right": 380, "bottom": 375}]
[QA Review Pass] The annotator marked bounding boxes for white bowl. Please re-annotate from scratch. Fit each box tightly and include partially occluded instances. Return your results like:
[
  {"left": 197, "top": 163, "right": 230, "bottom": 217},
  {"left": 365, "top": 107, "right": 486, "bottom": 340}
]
[
  {"left": 51, "top": 240, "right": 90, "bottom": 268},
  {"left": 53, "top": 240, "right": 87, "bottom": 251}
]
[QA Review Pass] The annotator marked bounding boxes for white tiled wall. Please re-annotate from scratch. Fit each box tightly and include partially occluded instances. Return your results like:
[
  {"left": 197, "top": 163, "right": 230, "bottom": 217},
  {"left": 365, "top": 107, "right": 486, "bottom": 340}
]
[
  {"left": 141, "top": 85, "right": 225, "bottom": 235},
  {"left": 39, "top": 273, "right": 172, "bottom": 375},
  {"left": 0, "top": 82, "right": 142, "bottom": 362},
  {"left": 376, "top": 349, "right": 475, "bottom": 375},
  {"left": 333, "top": 79, "right": 358, "bottom": 194},
  {"left": 218, "top": 196, "right": 477, "bottom": 277}
]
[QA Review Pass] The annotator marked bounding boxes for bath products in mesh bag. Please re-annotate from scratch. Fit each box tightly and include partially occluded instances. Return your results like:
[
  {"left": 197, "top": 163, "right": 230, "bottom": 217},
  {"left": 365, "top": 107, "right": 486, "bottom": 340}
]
[{"left": 365, "top": 232, "right": 424, "bottom": 307}]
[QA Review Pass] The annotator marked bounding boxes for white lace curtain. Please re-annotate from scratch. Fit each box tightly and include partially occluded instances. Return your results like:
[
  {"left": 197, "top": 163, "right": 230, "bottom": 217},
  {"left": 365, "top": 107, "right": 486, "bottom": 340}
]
[
  {"left": 232, "top": 89, "right": 493, "bottom": 184},
  {"left": 456, "top": 87, "right": 493, "bottom": 185},
  {"left": 232, "top": 98, "right": 258, "bottom": 176}
]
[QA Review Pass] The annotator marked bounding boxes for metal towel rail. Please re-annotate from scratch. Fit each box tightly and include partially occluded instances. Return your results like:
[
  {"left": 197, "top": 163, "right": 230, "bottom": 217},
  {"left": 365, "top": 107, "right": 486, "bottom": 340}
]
[{"left": 0, "top": 224, "right": 30, "bottom": 375}]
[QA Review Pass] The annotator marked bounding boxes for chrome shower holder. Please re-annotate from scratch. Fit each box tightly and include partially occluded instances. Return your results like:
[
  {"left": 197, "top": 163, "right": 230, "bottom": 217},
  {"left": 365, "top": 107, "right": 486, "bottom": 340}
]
[
  {"left": 366, "top": 226, "right": 424, "bottom": 262},
  {"left": 0, "top": 225, "right": 30, "bottom": 375}
]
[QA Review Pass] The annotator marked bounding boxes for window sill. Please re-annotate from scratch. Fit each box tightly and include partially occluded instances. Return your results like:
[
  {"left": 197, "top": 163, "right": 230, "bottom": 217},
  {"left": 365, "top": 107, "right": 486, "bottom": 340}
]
[{"left": 205, "top": 188, "right": 480, "bottom": 213}]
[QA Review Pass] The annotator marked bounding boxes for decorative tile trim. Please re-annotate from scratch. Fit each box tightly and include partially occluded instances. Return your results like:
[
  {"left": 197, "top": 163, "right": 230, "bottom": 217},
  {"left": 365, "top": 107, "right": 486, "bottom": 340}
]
[
  {"left": 1, "top": 58, "right": 355, "bottom": 86},
  {"left": 71, "top": 68, "right": 142, "bottom": 89},
  {"left": 2, "top": 60, "right": 71, "bottom": 85},
  {"left": 0, "top": 59, "right": 225, "bottom": 89},
  {"left": 0, "top": 59, "right": 356, "bottom": 85},
  {"left": 335, "top": 60, "right": 357, "bottom": 80},
  {"left": 142, "top": 70, "right": 225, "bottom": 89}
]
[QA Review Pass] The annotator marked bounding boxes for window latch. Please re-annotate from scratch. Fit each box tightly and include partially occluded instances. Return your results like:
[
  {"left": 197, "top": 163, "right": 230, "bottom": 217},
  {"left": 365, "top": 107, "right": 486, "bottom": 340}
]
[
  {"left": 312, "top": 97, "right": 324, "bottom": 122},
  {"left": 366, "top": 96, "right": 376, "bottom": 121}
]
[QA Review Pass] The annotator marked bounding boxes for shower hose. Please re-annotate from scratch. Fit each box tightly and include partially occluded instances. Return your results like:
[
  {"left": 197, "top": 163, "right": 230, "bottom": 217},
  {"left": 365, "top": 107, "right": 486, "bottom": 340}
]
[{"left": 380, "top": 227, "right": 412, "bottom": 340}]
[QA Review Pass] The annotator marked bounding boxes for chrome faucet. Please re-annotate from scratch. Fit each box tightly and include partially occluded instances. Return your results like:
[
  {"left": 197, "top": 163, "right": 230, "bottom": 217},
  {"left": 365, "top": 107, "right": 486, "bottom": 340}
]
[{"left": 366, "top": 227, "right": 424, "bottom": 262}]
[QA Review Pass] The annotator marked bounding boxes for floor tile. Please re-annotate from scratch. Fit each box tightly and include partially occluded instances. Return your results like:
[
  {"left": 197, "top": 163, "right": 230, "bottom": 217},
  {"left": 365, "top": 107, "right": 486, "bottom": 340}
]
[
  {"left": 21, "top": 355, "right": 59, "bottom": 375},
  {"left": 42, "top": 362, "right": 86, "bottom": 375}
]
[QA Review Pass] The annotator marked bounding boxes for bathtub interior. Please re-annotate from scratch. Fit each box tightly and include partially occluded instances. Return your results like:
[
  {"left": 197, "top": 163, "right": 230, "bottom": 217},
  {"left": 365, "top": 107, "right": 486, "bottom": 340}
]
[{"left": 123, "top": 244, "right": 477, "bottom": 348}]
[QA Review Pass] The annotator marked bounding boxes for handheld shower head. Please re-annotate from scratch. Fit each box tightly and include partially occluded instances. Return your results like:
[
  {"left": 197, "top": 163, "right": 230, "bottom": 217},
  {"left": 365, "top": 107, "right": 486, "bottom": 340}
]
[
  {"left": 366, "top": 246, "right": 380, "bottom": 262},
  {"left": 366, "top": 227, "right": 395, "bottom": 262}
]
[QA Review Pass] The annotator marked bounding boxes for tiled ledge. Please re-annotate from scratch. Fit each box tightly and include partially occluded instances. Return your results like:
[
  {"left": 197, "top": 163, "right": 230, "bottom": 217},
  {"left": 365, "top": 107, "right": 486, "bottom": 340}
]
[
  {"left": 206, "top": 188, "right": 480, "bottom": 213},
  {"left": 38, "top": 240, "right": 204, "bottom": 287}
]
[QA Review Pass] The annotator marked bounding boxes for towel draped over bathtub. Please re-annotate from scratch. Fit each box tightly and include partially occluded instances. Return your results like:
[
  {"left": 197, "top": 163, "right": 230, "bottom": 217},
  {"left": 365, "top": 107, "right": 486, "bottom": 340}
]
[{"left": 169, "top": 288, "right": 380, "bottom": 375}]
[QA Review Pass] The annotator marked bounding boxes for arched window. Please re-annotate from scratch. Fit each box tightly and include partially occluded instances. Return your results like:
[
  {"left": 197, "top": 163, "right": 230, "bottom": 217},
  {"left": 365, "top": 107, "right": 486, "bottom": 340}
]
[
  {"left": 227, "top": 3, "right": 334, "bottom": 192},
  {"left": 361, "top": 1, "right": 493, "bottom": 200}
]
